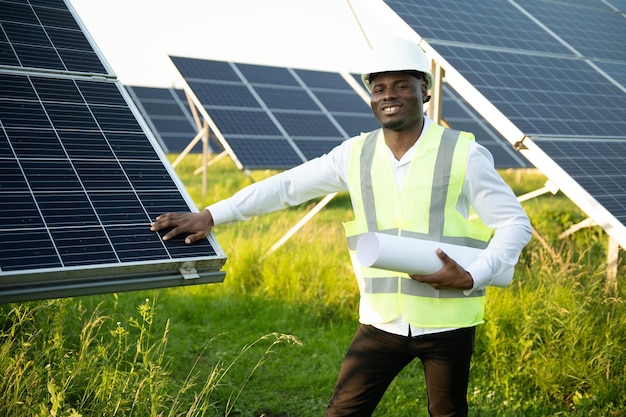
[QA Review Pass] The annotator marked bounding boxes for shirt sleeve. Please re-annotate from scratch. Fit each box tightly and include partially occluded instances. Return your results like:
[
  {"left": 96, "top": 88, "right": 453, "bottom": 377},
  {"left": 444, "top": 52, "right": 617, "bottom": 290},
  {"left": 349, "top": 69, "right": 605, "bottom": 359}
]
[
  {"left": 462, "top": 142, "right": 533, "bottom": 294},
  {"left": 207, "top": 139, "right": 353, "bottom": 225}
]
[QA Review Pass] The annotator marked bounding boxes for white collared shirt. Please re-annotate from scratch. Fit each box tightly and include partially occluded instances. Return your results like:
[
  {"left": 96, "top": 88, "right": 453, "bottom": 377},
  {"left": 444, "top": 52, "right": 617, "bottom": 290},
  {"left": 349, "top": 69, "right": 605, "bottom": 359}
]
[{"left": 208, "top": 117, "right": 532, "bottom": 336}]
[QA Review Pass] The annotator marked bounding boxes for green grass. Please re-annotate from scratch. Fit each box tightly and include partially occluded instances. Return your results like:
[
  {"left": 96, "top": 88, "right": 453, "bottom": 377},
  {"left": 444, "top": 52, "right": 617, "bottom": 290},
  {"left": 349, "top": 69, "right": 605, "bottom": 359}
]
[{"left": 1, "top": 155, "right": 625, "bottom": 416}]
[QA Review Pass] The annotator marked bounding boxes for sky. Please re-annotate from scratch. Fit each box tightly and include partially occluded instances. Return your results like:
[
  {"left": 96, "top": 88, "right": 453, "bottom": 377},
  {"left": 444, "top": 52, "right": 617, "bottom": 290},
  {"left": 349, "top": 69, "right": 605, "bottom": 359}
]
[{"left": 68, "top": 0, "right": 412, "bottom": 88}]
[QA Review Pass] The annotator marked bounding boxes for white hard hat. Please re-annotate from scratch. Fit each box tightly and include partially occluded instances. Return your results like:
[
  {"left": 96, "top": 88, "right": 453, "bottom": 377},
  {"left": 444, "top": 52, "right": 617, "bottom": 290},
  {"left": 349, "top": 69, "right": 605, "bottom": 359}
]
[{"left": 361, "top": 37, "right": 434, "bottom": 92}]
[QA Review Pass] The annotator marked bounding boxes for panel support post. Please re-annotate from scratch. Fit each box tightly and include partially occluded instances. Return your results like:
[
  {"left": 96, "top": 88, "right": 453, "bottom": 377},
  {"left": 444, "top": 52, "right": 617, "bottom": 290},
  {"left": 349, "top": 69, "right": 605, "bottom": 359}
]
[
  {"left": 427, "top": 60, "right": 444, "bottom": 124},
  {"left": 264, "top": 192, "right": 338, "bottom": 258},
  {"left": 606, "top": 236, "right": 619, "bottom": 294}
]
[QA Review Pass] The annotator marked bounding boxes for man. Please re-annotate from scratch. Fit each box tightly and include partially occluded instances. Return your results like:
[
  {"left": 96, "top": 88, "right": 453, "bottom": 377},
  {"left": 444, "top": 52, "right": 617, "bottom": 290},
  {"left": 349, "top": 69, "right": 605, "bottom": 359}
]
[{"left": 151, "top": 37, "right": 532, "bottom": 417}]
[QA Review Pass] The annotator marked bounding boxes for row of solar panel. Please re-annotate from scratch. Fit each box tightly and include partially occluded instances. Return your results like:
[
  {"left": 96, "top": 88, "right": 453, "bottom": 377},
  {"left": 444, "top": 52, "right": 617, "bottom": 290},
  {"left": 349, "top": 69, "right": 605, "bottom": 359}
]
[{"left": 128, "top": 58, "right": 530, "bottom": 169}]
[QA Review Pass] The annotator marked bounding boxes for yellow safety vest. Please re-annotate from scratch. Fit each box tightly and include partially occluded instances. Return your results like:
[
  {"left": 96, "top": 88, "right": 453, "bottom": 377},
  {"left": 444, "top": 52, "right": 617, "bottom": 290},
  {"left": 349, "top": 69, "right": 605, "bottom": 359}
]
[{"left": 343, "top": 124, "right": 493, "bottom": 328}]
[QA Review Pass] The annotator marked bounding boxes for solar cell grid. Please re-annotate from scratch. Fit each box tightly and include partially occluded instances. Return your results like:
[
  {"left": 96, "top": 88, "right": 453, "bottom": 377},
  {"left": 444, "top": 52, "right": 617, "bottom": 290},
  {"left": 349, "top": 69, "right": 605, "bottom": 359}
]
[
  {"left": 441, "top": 86, "right": 530, "bottom": 169},
  {"left": 0, "top": 74, "right": 221, "bottom": 277},
  {"left": 273, "top": 112, "right": 343, "bottom": 137},
  {"left": 254, "top": 86, "right": 320, "bottom": 111},
  {"left": 238, "top": 63, "right": 299, "bottom": 86},
  {"left": 170, "top": 56, "right": 237, "bottom": 81},
  {"left": 294, "top": 69, "right": 349, "bottom": 89},
  {"left": 435, "top": 44, "right": 626, "bottom": 137},
  {"left": 0, "top": 0, "right": 107, "bottom": 74},
  {"left": 314, "top": 90, "right": 372, "bottom": 113},
  {"left": 224, "top": 137, "right": 303, "bottom": 169},
  {"left": 535, "top": 139, "right": 626, "bottom": 223},
  {"left": 1, "top": 1, "right": 226, "bottom": 302},
  {"left": 385, "top": 0, "right": 571, "bottom": 55},
  {"left": 208, "top": 108, "right": 282, "bottom": 135},
  {"left": 596, "top": 61, "right": 626, "bottom": 89},
  {"left": 189, "top": 81, "right": 259, "bottom": 108},
  {"left": 522, "top": 0, "right": 626, "bottom": 62}
]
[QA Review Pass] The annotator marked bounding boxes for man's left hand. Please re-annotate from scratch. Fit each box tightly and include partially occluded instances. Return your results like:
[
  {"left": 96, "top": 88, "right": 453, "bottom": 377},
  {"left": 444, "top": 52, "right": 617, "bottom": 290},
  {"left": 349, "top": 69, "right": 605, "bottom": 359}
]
[{"left": 409, "top": 249, "right": 474, "bottom": 291}]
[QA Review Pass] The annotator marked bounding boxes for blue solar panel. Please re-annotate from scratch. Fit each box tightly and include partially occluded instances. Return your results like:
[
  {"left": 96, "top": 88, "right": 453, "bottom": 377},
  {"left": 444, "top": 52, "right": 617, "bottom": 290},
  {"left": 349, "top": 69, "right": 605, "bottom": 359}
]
[
  {"left": 434, "top": 44, "right": 626, "bottom": 137},
  {"left": 0, "top": 73, "right": 226, "bottom": 302},
  {"left": 534, "top": 139, "right": 626, "bottom": 223},
  {"left": 170, "top": 56, "right": 377, "bottom": 170},
  {"left": 387, "top": 0, "right": 572, "bottom": 55},
  {"left": 521, "top": 0, "right": 626, "bottom": 62},
  {"left": 0, "top": 1, "right": 226, "bottom": 303},
  {"left": 382, "top": 0, "right": 626, "bottom": 248}
]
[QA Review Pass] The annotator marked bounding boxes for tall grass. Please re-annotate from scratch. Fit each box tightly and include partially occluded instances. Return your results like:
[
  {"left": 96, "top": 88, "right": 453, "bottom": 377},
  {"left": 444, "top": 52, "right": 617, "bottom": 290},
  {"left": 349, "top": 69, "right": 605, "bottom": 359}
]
[
  {"left": 1, "top": 155, "right": 625, "bottom": 416},
  {"left": 0, "top": 295, "right": 299, "bottom": 416}
]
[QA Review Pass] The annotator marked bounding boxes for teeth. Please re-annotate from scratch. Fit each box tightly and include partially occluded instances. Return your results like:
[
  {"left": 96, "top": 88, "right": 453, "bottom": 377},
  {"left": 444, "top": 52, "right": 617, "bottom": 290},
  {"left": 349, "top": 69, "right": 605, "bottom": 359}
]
[{"left": 383, "top": 106, "right": 399, "bottom": 112}]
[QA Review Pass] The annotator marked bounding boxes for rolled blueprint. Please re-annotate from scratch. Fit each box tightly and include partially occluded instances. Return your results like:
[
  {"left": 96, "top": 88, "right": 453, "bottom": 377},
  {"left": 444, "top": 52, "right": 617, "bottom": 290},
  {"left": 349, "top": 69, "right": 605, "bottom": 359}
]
[{"left": 355, "top": 232, "right": 514, "bottom": 287}]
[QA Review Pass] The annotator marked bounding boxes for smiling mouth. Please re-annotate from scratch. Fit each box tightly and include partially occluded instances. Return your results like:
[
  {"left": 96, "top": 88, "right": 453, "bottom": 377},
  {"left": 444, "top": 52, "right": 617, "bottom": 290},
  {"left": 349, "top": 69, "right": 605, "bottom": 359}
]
[{"left": 382, "top": 105, "right": 400, "bottom": 113}]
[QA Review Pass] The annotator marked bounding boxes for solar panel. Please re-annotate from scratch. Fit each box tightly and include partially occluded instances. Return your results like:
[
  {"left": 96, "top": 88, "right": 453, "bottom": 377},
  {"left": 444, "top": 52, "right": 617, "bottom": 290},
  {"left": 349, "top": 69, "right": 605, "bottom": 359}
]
[
  {"left": 0, "top": 0, "right": 226, "bottom": 303},
  {"left": 434, "top": 45, "right": 626, "bottom": 137},
  {"left": 170, "top": 56, "right": 379, "bottom": 170},
  {"left": 126, "top": 85, "right": 222, "bottom": 154},
  {"left": 376, "top": 0, "right": 626, "bottom": 247}
]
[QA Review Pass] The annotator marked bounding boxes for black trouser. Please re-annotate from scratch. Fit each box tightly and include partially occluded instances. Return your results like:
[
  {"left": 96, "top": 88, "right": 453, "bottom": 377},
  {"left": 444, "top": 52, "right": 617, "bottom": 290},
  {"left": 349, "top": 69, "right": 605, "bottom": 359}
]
[{"left": 325, "top": 324, "right": 476, "bottom": 417}]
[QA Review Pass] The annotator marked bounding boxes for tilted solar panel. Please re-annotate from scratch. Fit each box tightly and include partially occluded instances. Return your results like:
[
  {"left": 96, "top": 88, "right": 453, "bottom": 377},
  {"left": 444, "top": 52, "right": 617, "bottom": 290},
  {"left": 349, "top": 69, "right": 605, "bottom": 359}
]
[
  {"left": 0, "top": 0, "right": 226, "bottom": 303},
  {"left": 434, "top": 45, "right": 626, "bottom": 138},
  {"left": 170, "top": 56, "right": 379, "bottom": 170},
  {"left": 378, "top": 0, "right": 626, "bottom": 247}
]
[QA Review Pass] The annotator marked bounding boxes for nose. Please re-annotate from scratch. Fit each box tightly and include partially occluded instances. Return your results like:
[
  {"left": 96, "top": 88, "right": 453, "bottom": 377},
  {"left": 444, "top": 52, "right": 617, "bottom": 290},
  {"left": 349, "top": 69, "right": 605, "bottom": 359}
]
[{"left": 382, "top": 87, "right": 397, "bottom": 100}]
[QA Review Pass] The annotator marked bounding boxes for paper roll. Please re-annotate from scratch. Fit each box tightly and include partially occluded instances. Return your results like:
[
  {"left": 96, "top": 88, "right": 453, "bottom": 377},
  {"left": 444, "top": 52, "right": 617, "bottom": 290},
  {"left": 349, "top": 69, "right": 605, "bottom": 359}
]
[{"left": 355, "top": 232, "right": 513, "bottom": 287}]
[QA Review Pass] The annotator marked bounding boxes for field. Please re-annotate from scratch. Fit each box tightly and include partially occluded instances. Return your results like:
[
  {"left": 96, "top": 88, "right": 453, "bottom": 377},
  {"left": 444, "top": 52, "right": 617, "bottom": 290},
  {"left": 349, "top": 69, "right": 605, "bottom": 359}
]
[{"left": 1, "top": 154, "right": 625, "bottom": 416}]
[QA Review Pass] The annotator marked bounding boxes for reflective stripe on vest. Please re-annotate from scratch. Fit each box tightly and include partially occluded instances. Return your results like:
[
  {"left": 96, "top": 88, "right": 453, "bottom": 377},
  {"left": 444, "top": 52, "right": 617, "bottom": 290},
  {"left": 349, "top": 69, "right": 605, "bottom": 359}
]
[{"left": 344, "top": 125, "right": 492, "bottom": 328}]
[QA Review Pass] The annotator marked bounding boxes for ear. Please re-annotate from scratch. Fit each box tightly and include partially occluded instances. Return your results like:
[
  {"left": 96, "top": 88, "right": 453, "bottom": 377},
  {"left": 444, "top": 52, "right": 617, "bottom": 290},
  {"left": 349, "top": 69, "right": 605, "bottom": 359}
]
[{"left": 421, "top": 82, "right": 431, "bottom": 103}]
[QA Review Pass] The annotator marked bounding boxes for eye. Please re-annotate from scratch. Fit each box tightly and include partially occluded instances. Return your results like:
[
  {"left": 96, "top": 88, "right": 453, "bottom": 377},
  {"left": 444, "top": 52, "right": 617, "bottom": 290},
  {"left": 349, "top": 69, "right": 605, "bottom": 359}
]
[{"left": 372, "top": 87, "right": 384, "bottom": 95}]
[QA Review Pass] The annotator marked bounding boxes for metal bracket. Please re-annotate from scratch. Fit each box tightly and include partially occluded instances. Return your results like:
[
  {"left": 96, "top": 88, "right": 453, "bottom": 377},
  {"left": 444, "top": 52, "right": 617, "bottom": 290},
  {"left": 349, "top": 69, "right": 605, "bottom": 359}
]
[
  {"left": 513, "top": 138, "right": 528, "bottom": 151},
  {"left": 179, "top": 262, "right": 200, "bottom": 280}
]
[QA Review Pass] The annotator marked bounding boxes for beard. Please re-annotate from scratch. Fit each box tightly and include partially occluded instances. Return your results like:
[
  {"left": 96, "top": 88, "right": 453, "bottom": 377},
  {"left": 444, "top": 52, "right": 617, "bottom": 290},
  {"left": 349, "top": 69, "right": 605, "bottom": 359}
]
[{"left": 379, "top": 118, "right": 407, "bottom": 130}]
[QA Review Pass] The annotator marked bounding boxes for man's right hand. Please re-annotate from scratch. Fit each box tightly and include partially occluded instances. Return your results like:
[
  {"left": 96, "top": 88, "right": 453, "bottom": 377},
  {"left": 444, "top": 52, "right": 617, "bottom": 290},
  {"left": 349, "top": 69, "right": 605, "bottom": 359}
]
[{"left": 150, "top": 210, "right": 214, "bottom": 245}]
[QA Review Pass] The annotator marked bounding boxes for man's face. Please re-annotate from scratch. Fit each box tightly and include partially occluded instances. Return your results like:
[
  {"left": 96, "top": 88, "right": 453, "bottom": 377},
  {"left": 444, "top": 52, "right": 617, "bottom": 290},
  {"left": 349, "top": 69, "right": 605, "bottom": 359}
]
[{"left": 369, "top": 72, "right": 428, "bottom": 131}]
